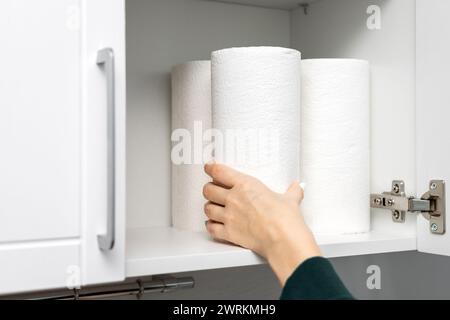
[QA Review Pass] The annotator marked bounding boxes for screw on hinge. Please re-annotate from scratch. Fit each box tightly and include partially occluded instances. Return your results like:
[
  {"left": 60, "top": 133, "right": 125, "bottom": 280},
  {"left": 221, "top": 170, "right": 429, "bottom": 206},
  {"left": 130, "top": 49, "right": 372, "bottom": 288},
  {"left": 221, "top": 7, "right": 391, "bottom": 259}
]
[
  {"left": 374, "top": 197, "right": 382, "bottom": 206},
  {"left": 431, "top": 223, "right": 439, "bottom": 232},
  {"left": 393, "top": 184, "right": 400, "bottom": 194},
  {"left": 431, "top": 182, "right": 437, "bottom": 190},
  {"left": 299, "top": 3, "right": 309, "bottom": 15}
]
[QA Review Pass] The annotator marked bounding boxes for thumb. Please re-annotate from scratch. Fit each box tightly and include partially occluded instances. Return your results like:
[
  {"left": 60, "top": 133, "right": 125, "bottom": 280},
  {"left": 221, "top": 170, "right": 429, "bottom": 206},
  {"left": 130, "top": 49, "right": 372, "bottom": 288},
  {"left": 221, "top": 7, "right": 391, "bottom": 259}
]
[{"left": 284, "top": 182, "right": 304, "bottom": 205}]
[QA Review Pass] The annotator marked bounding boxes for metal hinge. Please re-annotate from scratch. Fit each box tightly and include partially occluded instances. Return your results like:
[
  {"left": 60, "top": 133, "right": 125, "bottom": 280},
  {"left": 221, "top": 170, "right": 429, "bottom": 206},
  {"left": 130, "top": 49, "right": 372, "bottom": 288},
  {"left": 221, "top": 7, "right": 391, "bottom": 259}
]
[{"left": 371, "top": 180, "right": 446, "bottom": 235}]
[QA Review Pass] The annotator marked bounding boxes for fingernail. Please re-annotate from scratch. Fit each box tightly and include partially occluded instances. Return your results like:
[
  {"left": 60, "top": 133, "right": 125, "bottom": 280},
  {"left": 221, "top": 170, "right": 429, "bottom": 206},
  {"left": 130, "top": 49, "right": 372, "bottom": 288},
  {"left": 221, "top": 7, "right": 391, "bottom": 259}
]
[
  {"left": 299, "top": 182, "right": 306, "bottom": 190},
  {"left": 206, "top": 160, "right": 216, "bottom": 166}
]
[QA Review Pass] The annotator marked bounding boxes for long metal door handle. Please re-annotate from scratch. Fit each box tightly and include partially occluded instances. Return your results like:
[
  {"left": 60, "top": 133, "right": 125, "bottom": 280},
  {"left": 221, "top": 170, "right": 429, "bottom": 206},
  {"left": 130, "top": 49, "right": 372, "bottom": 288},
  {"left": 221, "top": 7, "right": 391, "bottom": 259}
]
[{"left": 96, "top": 48, "right": 116, "bottom": 250}]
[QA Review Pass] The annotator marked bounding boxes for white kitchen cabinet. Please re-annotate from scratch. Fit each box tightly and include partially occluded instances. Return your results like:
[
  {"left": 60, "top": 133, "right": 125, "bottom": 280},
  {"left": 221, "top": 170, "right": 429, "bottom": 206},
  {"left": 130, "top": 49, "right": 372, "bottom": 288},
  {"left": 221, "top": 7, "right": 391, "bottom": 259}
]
[
  {"left": 1, "top": 0, "right": 449, "bottom": 296},
  {"left": 0, "top": 0, "right": 126, "bottom": 294}
]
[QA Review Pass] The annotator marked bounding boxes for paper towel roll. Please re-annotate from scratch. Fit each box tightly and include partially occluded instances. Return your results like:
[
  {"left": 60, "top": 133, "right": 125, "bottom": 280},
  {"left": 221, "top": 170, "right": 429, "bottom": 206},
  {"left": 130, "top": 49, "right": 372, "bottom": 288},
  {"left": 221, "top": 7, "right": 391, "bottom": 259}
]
[
  {"left": 300, "top": 59, "right": 370, "bottom": 235},
  {"left": 171, "top": 61, "right": 211, "bottom": 232},
  {"left": 211, "top": 47, "right": 301, "bottom": 193}
]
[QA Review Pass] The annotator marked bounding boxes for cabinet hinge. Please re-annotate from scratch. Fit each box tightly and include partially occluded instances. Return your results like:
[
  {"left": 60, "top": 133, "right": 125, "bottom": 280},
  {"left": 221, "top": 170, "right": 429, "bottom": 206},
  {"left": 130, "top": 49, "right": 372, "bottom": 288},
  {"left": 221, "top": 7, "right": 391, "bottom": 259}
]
[{"left": 371, "top": 180, "right": 446, "bottom": 235}]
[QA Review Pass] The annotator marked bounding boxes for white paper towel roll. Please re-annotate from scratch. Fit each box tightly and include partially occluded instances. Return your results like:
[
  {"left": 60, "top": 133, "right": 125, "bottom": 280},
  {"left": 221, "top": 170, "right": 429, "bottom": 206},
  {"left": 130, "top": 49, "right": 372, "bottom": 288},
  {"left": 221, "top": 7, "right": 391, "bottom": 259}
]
[
  {"left": 171, "top": 61, "right": 211, "bottom": 232},
  {"left": 300, "top": 59, "right": 370, "bottom": 235},
  {"left": 211, "top": 47, "right": 301, "bottom": 193}
]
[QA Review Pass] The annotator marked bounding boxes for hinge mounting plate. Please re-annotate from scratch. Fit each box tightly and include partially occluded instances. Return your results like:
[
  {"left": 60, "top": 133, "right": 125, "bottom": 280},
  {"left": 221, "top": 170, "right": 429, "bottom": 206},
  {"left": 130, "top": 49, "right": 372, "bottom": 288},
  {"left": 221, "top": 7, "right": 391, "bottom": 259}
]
[{"left": 370, "top": 180, "right": 446, "bottom": 235}]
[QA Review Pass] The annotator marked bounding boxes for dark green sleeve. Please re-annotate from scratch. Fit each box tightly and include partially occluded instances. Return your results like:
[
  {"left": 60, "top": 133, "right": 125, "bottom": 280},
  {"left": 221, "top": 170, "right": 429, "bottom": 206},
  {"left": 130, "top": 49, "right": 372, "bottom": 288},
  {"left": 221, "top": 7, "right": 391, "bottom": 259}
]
[{"left": 280, "top": 256, "right": 354, "bottom": 300}]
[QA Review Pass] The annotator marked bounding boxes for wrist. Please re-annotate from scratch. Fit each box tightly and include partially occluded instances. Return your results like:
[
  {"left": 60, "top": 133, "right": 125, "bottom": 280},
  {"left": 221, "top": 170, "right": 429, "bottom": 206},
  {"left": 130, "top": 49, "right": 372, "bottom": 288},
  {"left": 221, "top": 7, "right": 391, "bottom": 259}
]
[{"left": 266, "top": 219, "right": 322, "bottom": 286}]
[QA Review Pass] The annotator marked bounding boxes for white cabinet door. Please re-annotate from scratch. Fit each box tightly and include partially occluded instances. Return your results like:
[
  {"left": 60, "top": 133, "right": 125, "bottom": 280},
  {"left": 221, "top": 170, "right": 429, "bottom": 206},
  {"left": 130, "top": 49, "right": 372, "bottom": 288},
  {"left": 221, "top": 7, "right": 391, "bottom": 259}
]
[
  {"left": 0, "top": 0, "right": 125, "bottom": 294},
  {"left": 416, "top": 0, "right": 450, "bottom": 255},
  {"left": 82, "top": 0, "right": 126, "bottom": 287}
]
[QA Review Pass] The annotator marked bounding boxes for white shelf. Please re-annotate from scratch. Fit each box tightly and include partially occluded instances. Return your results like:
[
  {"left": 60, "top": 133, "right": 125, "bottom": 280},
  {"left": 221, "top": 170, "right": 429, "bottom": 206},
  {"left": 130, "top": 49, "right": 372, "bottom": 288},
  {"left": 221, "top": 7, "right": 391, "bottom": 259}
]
[
  {"left": 126, "top": 227, "right": 263, "bottom": 278},
  {"left": 316, "top": 232, "right": 416, "bottom": 258},
  {"left": 207, "top": 0, "right": 315, "bottom": 10},
  {"left": 126, "top": 226, "right": 416, "bottom": 277}
]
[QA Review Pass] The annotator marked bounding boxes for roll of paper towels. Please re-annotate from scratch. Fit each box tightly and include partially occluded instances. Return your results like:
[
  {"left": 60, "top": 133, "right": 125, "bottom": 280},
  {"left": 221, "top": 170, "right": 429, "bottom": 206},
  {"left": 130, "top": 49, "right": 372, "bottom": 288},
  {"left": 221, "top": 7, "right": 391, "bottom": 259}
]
[
  {"left": 300, "top": 59, "right": 370, "bottom": 235},
  {"left": 171, "top": 61, "right": 211, "bottom": 232},
  {"left": 211, "top": 47, "right": 301, "bottom": 193}
]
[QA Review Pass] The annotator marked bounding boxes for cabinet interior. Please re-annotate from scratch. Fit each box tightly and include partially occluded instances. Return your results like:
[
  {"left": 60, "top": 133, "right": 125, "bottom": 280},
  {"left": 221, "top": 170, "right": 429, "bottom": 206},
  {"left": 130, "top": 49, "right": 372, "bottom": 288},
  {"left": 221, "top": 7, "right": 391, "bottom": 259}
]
[{"left": 125, "top": 0, "right": 417, "bottom": 277}]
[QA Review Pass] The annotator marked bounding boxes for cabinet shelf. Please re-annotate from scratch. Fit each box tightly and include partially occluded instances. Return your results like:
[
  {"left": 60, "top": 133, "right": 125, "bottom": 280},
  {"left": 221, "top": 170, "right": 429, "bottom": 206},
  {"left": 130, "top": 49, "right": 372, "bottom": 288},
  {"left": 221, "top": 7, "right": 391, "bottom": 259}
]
[
  {"left": 208, "top": 0, "right": 315, "bottom": 10},
  {"left": 125, "top": 226, "right": 416, "bottom": 278}
]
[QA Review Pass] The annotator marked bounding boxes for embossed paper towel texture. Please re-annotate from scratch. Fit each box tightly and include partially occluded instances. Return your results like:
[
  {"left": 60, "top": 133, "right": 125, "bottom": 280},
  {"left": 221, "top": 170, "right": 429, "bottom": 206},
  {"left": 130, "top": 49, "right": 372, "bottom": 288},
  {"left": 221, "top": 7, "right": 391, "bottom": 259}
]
[
  {"left": 301, "top": 59, "right": 370, "bottom": 235},
  {"left": 212, "top": 47, "right": 301, "bottom": 194},
  {"left": 171, "top": 61, "right": 211, "bottom": 232}
]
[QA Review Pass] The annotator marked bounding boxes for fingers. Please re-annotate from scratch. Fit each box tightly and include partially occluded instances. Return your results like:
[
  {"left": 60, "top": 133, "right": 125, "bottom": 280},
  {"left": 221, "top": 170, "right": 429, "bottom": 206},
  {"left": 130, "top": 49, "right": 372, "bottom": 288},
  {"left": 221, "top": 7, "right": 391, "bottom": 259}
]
[
  {"left": 204, "top": 202, "right": 226, "bottom": 223},
  {"left": 205, "top": 220, "right": 227, "bottom": 241},
  {"left": 204, "top": 162, "right": 245, "bottom": 188},
  {"left": 212, "top": 179, "right": 231, "bottom": 190},
  {"left": 203, "top": 182, "right": 229, "bottom": 206},
  {"left": 284, "top": 181, "right": 304, "bottom": 205}
]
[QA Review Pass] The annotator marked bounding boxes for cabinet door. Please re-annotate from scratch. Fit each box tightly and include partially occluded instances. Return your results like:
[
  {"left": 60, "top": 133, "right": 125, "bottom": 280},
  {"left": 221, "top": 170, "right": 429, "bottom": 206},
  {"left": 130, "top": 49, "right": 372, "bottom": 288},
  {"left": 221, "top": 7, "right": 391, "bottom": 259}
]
[
  {"left": 0, "top": 0, "right": 125, "bottom": 294},
  {"left": 82, "top": 0, "right": 126, "bottom": 287},
  {"left": 416, "top": 0, "right": 450, "bottom": 255}
]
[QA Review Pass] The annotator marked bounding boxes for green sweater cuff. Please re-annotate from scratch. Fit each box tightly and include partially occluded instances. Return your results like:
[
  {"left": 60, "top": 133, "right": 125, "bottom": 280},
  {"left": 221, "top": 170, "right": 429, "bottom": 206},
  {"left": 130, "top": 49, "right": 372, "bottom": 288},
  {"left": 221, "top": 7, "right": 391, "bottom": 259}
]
[{"left": 280, "top": 256, "right": 354, "bottom": 300}]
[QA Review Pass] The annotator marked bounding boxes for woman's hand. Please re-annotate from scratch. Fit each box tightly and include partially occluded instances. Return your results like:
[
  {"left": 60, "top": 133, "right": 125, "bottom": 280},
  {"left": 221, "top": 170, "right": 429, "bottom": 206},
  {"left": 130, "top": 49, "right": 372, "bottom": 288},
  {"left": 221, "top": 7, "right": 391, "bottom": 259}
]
[{"left": 203, "top": 162, "right": 322, "bottom": 286}]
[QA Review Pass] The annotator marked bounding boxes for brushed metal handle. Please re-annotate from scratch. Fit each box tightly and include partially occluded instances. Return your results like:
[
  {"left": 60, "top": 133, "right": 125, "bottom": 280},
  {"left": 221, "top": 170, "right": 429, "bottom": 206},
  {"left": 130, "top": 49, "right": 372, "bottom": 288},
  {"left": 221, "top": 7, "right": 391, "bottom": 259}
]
[{"left": 96, "top": 48, "right": 116, "bottom": 250}]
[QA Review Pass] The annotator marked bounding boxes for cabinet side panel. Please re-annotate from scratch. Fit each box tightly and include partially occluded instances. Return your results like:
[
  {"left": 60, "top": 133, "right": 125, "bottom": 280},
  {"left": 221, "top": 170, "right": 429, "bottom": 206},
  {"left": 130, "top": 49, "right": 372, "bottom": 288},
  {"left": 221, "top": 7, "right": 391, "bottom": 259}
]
[{"left": 416, "top": 0, "right": 450, "bottom": 255}]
